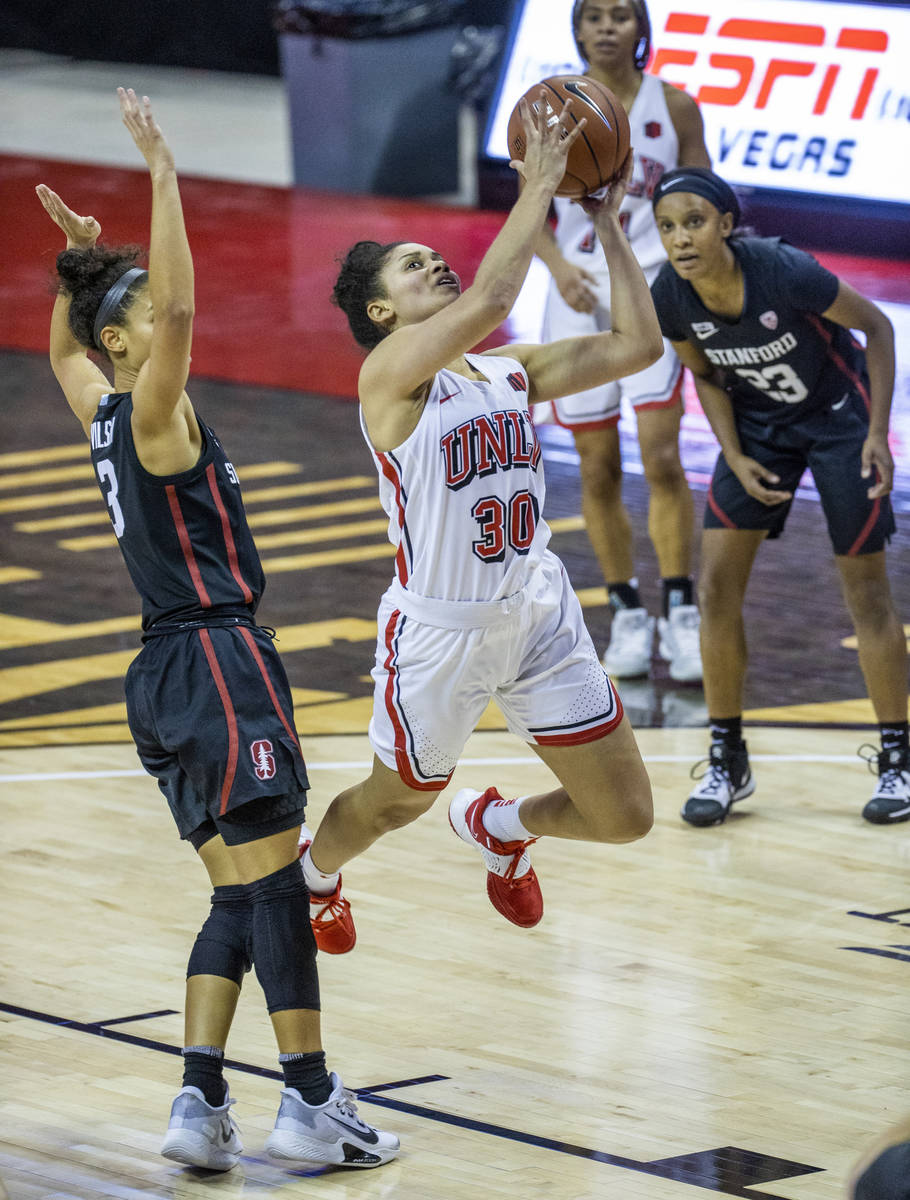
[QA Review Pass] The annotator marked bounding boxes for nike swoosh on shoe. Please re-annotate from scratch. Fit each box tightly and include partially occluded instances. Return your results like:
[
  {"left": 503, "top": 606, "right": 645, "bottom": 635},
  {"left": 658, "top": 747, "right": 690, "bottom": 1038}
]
[{"left": 327, "top": 1115, "right": 379, "bottom": 1144}]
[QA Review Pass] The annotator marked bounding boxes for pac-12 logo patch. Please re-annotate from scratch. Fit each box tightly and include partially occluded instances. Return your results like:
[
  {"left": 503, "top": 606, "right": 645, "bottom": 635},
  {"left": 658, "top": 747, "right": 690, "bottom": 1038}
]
[
  {"left": 760, "top": 310, "right": 779, "bottom": 330},
  {"left": 644, "top": 121, "right": 662, "bottom": 138},
  {"left": 251, "top": 739, "right": 276, "bottom": 780}
]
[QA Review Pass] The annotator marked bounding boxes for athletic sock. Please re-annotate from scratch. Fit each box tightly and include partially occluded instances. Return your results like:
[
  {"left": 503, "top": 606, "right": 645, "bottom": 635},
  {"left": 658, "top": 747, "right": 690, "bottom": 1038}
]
[
  {"left": 880, "top": 721, "right": 909, "bottom": 754},
  {"left": 182, "top": 1045, "right": 227, "bottom": 1106},
  {"left": 481, "top": 795, "right": 534, "bottom": 844},
  {"left": 279, "top": 1049, "right": 332, "bottom": 1106},
  {"left": 708, "top": 716, "right": 743, "bottom": 748},
  {"left": 661, "top": 575, "right": 694, "bottom": 617},
  {"left": 301, "top": 844, "right": 340, "bottom": 897},
  {"left": 607, "top": 579, "right": 642, "bottom": 611}
]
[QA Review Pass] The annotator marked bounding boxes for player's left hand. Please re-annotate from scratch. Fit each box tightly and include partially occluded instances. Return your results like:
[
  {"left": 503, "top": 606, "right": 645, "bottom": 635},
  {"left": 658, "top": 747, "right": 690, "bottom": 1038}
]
[
  {"left": 35, "top": 185, "right": 101, "bottom": 248},
  {"left": 578, "top": 150, "right": 634, "bottom": 219},
  {"left": 861, "top": 431, "right": 893, "bottom": 498}
]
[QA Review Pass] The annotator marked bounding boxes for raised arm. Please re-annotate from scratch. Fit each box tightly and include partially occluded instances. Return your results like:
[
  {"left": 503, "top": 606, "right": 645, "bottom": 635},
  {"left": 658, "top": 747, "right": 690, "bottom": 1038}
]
[
  {"left": 120, "top": 88, "right": 195, "bottom": 439},
  {"left": 35, "top": 187, "right": 110, "bottom": 436},
  {"left": 503, "top": 154, "right": 664, "bottom": 402},
  {"left": 822, "top": 279, "right": 895, "bottom": 498},
  {"left": 360, "top": 95, "right": 583, "bottom": 403}
]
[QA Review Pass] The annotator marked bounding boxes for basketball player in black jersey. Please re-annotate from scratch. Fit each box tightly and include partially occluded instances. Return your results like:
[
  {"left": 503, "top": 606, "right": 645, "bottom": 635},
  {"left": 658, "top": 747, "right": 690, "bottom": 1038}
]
[
  {"left": 649, "top": 166, "right": 908, "bottom": 827},
  {"left": 36, "top": 88, "right": 398, "bottom": 1172}
]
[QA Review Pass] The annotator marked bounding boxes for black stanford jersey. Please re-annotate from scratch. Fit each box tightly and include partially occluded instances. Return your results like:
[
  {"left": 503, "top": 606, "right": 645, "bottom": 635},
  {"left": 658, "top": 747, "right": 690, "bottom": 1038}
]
[
  {"left": 89, "top": 392, "right": 265, "bottom": 630},
  {"left": 651, "top": 237, "right": 870, "bottom": 425}
]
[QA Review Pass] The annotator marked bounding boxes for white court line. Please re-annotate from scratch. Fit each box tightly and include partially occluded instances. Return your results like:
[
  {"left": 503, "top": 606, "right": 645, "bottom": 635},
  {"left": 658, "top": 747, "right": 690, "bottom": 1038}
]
[{"left": 0, "top": 754, "right": 868, "bottom": 784}]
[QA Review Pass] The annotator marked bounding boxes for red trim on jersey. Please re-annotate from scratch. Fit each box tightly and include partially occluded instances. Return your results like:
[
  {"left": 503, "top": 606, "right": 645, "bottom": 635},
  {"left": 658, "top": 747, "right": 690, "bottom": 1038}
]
[
  {"left": 533, "top": 690, "right": 625, "bottom": 746},
  {"left": 237, "top": 625, "right": 300, "bottom": 752},
  {"left": 206, "top": 463, "right": 254, "bottom": 604},
  {"left": 376, "top": 453, "right": 409, "bottom": 585},
  {"left": 847, "top": 497, "right": 882, "bottom": 556},
  {"left": 707, "top": 481, "right": 738, "bottom": 528},
  {"left": 549, "top": 404, "right": 621, "bottom": 432},
  {"left": 198, "top": 628, "right": 238, "bottom": 814},
  {"left": 166, "top": 485, "right": 212, "bottom": 608},
  {"left": 805, "top": 313, "right": 871, "bottom": 409},
  {"left": 382, "top": 609, "right": 449, "bottom": 792}
]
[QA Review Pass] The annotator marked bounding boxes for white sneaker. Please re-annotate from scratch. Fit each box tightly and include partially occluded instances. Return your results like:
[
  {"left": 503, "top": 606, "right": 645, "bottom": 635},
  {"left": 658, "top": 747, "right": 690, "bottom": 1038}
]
[
  {"left": 266, "top": 1073, "right": 400, "bottom": 1168},
  {"left": 861, "top": 746, "right": 910, "bottom": 824},
  {"left": 682, "top": 741, "right": 756, "bottom": 827},
  {"left": 601, "top": 607, "right": 655, "bottom": 678},
  {"left": 658, "top": 605, "right": 703, "bottom": 683},
  {"left": 161, "top": 1086, "right": 242, "bottom": 1171}
]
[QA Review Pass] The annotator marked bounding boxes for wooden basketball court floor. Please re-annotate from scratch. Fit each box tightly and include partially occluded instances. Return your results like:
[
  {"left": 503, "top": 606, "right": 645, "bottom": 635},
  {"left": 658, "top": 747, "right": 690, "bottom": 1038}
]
[{"left": 2, "top": 55, "right": 910, "bottom": 1200}]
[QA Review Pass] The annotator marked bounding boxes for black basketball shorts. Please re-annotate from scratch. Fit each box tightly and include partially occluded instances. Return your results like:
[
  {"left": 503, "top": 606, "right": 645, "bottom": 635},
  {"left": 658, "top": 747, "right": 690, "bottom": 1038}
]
[
  {"left": 125, "top": 623, "right": 309, "bottom": 845},
  {"left": 704, "top": 392, "right": 895, "bottom": 555}
]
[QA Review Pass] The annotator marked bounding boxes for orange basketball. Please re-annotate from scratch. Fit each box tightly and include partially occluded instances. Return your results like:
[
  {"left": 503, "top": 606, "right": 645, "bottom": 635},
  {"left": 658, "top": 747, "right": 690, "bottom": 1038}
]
[{"left": 507, "top": 75, "right": 631, "bottom": 199}]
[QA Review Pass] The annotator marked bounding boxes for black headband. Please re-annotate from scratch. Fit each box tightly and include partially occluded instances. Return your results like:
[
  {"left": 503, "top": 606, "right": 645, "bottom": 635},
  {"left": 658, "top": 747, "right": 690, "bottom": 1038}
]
[
  {"left": 92, "top": 267, "right": 148, "bottom": 351},
  {"left": 652, "top": 167, "right": 741, "bottom": 226}
]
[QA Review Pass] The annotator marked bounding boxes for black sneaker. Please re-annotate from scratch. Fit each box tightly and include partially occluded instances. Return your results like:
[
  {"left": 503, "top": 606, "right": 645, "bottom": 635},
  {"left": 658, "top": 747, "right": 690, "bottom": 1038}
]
[
  {"left": 860, "top": 745, "right": 910, "bottom": 824},
  {"left": 682, "top": 740, "right": 756, "bottom": 827}
]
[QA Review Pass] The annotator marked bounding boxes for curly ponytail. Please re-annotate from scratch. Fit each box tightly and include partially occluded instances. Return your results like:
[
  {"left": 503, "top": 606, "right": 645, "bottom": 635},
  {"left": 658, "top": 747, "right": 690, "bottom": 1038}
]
[
  {"left": 331, "top": 240, "right": 403, "bottom": 350},
  {"left": 55, "top": 244, "right": 146, "bottom": 358}
]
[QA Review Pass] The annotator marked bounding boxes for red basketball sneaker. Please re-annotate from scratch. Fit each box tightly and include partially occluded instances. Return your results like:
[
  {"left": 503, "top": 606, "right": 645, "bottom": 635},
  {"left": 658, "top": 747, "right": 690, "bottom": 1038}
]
[
  {"left": 448, "top": 787, "right": 542, "bottom": 928},
  {"left": 298, "top": 839, "right": 356, "bottom": 955}
]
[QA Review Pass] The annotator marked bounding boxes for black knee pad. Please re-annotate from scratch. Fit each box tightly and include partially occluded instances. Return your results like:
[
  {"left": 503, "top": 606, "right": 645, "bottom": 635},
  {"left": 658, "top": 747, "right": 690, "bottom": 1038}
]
[
  {"left": 186, "top": 883, "right": 253, "bottom": 986},
  {"left": 248, "top": 860, "right": 320, "bottom": 1013}
]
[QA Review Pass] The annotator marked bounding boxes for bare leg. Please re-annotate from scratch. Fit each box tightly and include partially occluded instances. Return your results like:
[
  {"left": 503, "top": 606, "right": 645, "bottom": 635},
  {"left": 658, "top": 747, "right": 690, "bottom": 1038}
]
[
  {"left": 573, "top": 424, "right": 634, "bottom": 584},
  {"left": 636, "top": 403, "right": 694, "bottom": 579},
  {"left": 310, "top": 756, "right": 440, "bottom": 875},
  {"left": 518, "top": 714, "right": 653, "bottom": 843},
  {"left": 697, "top": 528, "right": 766, "bottom": 717},
  {"left": 836, "top": 551, "right": 908, "bottom": 722}
]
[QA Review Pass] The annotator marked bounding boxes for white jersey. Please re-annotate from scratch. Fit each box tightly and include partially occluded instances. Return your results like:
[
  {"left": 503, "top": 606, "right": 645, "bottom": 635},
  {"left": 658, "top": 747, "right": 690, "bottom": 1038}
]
[
  {"left": 362, "top": 353, "right": 551, "bottom": 604},
  {"left": 553, "top": 72, "right": 679, "bottom": 277}
]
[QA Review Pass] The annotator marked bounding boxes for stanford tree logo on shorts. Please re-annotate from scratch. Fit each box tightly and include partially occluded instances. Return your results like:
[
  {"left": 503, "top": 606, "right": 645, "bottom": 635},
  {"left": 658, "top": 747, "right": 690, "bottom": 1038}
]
[{"left": 250, "top": 739, "right": 276, "bottom": 780}]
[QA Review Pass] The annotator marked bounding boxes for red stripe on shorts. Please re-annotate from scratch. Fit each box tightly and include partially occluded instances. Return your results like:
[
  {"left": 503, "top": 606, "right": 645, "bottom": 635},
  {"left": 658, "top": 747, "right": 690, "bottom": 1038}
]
[
  {"left": 198, "top": 628, "right": 239, "bottom": 815},
  {"left": 237, "top": 625, "right": 300, "bottom": 752},
  {"left": 533, "top": 691, "right": 625, "bottom": 746},
  {"left": 847, "top": 496, "right": 882, "bottom": 557},
  {"left": 707, "top": 480, "right": 738, "bottom": 529},
  {"left": 382, "top": 609, "right": 448, "bottom": 791},
  {"left": 166, "top": 485, "right": 212, "bottom": 607},
  {"left": 206, "top": 463, "right": 253, "bottom": 603}
]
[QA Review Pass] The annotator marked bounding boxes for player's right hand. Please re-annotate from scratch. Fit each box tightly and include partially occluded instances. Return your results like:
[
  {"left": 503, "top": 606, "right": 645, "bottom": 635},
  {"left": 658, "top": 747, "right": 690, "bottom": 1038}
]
[
  {"left": 511, "top": 92, "right": 585, "bottom": 194},
  {"left": 35, "top": 185, "right": 101, "bottom": 248},
  {"left": 730, "top": 454, "right": 793, "bottom": 506}
]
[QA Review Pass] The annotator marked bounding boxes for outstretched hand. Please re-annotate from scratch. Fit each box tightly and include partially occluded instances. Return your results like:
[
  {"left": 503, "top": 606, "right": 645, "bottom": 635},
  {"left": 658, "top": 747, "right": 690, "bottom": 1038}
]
[
  {"left": 118, "top": 87, "right": 174, "bottom": 172},
  {"left": 510, "top": 91, "right": 586, "bottom": 194},
  {"left": 35, "top": 185, "right": 101, "bottom": 248}
]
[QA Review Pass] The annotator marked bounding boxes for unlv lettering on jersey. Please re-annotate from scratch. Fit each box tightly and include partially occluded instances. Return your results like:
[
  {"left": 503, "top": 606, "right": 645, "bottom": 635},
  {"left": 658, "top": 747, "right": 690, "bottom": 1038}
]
[{"left": 440, "top": 410, "right": 541, "bottom": 491}]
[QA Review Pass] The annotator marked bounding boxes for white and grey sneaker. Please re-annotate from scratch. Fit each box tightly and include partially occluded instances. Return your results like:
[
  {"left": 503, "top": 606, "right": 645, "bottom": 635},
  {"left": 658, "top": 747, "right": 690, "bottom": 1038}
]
[
  {"left": 682, "top": 741, "right": 755, "bottom": 827},
  {"left": 602, "top": 607, "right": 655, "bottom": 678},
  {"left": 161, "top": 1086, "right": 242, "bottom": 1171},
  {"left": 266, "top": 1073, "right": 400, "bottom": 1168},
  {"left": 861, "top": 745, "right": 910, "bottom": 824},
  {"left": 658, "top": 605, "right": 703, "bottom": 683}
]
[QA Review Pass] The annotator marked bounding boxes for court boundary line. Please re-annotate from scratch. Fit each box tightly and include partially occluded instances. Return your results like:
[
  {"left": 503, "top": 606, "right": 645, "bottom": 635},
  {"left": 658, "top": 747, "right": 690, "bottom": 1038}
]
[{"left": 0, "top": 999, "right": 821, "bottom": 1199}]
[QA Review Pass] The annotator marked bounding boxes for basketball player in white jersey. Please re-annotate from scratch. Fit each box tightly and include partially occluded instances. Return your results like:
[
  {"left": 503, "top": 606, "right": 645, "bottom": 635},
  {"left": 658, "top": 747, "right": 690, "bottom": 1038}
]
[
  {"left": 298, "top": 95, "right": 662, "bottom": 950},
  {"left": 536, "top": 0, "right": 711, "bottom": 683}
]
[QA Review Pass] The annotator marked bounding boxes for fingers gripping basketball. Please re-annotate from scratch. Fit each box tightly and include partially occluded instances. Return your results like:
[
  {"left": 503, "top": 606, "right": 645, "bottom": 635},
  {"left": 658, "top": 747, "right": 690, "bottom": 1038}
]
[{"left": 507, "top": 75, "right": 631, "bottom": 199}]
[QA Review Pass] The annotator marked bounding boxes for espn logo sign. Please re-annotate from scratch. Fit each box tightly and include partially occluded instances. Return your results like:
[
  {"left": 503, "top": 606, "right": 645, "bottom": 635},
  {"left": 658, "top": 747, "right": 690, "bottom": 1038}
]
[{"left": 652, "top": 12, "right": 888, "bottom": 121}]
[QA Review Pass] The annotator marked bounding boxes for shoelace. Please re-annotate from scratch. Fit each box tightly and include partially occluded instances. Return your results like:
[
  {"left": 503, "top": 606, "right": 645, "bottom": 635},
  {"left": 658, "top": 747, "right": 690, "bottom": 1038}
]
[
  {"left": 501, "top": 842, "right": 538, "bottom": 885},
  {"left": 858, "top": 743, "right": 910, "bottom": 794},
  {"left": 337, "top": 1087, "right": 371, "bottom": 1131},
  {"left": 310, "top": 888, "right": 348, "bottom": 932},
  {"left": 689, "top": 757, "right": 729, "bottom": 794}
]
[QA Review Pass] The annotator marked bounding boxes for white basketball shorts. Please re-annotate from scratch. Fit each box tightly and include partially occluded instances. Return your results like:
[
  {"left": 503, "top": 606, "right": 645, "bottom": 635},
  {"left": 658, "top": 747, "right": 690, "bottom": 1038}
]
[
  {"left": 368, "top": 550, "right": 624, "bottom": 790},
  {"left": 539, "top": 269, "right": 683, "bottom": 430}
]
